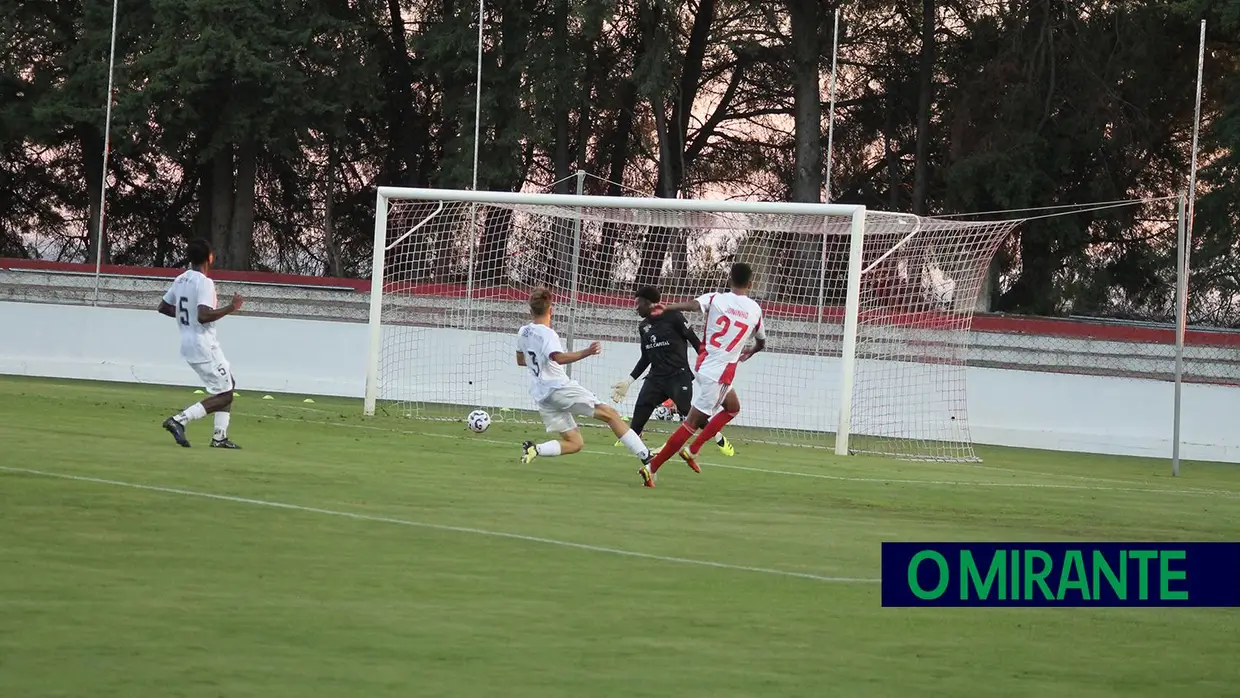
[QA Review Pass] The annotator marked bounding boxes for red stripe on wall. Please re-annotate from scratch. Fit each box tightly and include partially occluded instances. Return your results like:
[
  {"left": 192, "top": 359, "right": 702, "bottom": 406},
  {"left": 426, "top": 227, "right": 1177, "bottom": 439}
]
[{"left": 5, "top": 258, "right": 1237, "bottom": 347}]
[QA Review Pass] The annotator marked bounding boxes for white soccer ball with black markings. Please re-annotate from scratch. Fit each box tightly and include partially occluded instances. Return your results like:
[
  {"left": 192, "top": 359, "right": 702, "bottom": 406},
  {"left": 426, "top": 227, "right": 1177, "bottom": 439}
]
[
  {"left": 653, "top": 405, "right": 672, "bottom": 421},
  {"left": 467, "top": 409, "right": 491, "bottom": 433}
]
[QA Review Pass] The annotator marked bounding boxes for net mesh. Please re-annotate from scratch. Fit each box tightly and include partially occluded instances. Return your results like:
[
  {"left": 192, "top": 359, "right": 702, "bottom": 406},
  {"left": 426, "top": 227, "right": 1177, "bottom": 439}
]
[{"left": 371, "top": 196, "right": 1017, "bottom": 461}]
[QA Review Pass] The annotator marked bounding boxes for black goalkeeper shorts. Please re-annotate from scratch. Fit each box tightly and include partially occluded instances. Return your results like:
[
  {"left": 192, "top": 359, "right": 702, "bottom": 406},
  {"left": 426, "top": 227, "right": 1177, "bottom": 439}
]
[{"left": 635, "top": 371, "right": 694, "bottom": 417}]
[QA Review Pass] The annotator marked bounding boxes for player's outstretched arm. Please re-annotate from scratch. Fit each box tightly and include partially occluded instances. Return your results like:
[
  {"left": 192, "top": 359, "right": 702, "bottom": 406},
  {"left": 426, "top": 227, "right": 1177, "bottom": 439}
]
[
  {"left": 156, "top": 300, "right": 176, "bottom": 318},
  {"left": 197, "top": 292, "right": 243, "bottom": 324},
  {"left": 652, "top": 300, "right": 702, "bottom": 315},
  {"left": 549, "top": 341, "right": 601, "bottom": 365},
  {"left": 676, "top": 313, "right": 703, "bottom": 352}
]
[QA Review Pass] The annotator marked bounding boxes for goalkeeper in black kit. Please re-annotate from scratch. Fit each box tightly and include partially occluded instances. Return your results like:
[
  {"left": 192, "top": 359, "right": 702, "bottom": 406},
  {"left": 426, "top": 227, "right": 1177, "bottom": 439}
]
[{"left": 610, "top": 286, "right": 734, "bottom": 456}]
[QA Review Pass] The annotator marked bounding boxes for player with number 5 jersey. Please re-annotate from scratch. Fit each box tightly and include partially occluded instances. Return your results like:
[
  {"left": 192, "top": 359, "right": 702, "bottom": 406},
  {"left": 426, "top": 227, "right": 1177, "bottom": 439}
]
[
  {"left": 156, "top": 239, "right": 244, "bottom": 449},
  {"left": 638, "top": 262, "right": 766, "bottom": 487}
]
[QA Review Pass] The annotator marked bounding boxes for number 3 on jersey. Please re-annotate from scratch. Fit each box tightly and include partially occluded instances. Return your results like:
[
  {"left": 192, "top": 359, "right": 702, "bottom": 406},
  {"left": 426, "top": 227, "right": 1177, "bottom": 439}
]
[
  {"left": 708, "top": 315, "right": 750, "bottom": 351},
  {"left": 527, "top": 351, "right": 540, "bottom": 376}
]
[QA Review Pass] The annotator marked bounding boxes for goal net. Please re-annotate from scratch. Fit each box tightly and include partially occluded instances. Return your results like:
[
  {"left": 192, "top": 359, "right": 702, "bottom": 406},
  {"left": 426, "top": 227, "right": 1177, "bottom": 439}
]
[{"left": 364, "top": 188, "right": 1017, "bottom": 462}]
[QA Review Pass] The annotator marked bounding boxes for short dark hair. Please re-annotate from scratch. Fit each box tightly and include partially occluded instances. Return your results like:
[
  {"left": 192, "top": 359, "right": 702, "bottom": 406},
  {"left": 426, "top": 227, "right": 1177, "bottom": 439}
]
[
  {"left": 186, "top": 239, "right": 212, "bottom": 266},
  {"left": 529, "top": 287, "right": 553, "bottom": 316},
  {"left": 634, "top": 285, "right": 661, "bottom": 304},
  {"left": 729, "top": 262, "right": 753, "bottom": 289}
]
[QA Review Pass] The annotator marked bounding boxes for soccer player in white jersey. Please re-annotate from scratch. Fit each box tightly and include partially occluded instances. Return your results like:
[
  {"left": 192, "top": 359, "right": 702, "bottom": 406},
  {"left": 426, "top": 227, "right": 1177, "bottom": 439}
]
[
  {"left": 639, "top": 262, "right": 766, "bottom": 487},
  {"left": 516, "top": 287, "right": 654, "bottom": 469},
  {"left": 156, "top": 239, "right": 244, "bottom": 449}
]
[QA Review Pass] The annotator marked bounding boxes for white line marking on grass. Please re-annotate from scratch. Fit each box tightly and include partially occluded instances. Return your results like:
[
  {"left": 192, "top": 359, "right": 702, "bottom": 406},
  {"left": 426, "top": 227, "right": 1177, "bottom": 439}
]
[
  {"left": 27, "top": 392, "right": 1236, "bottom": 499},
  {"left": 959, "top": 462, "right": 1172, "bottom": 486},
  {"left": 279, "top": 405, "right": 1192, "bottom": 485},
  {"left": 690, "top": 462, "right": 1240, "bottom": 497},
  {"left": 0, "top": 466, "right": 879, "bottom": 585},
  {"left": 276, "top": 415, "right": 1240, "bottom": 500},
  {"left": 19, "top": 382, "right": 1240, "bottom": 495}
]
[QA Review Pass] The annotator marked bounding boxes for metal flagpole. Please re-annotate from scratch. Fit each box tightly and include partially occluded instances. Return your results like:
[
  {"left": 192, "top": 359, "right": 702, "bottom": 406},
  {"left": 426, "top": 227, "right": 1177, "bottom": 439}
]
[
  {"left": 1172, "top": 19, "right": 1207, "bottom": 477},
  {"left": 465, "top": 0, "right": 485, "bottom": 332},
  {"left": 823, "top": 8, "right": 841, "bottom": 203},
  {"left": 1171, "top": 193, "right": 1187, "bottom": 477},
  {"left": 91, "top": 0, "right": 121, "bottom": 306},
  {"left": 1187, "top": 19, "right": 1206, "bottom": 250},
  {"left": 471, "top": 0, "right": 484, "bottom": 193},
  {"left": 816, "top": 8, "right": 841, "bottom": 351},
  {"left": 565, "top": 170, "right": 585, "bottom": 378}
]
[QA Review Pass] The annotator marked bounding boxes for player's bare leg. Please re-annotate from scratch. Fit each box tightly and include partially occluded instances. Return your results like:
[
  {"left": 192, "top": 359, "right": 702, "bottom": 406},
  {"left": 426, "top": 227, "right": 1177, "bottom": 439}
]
[
  {"left": 687, "top": 389, "right": 740, "bottom": 459},
  {"left": 619, "top": 396, "right": 661, "bottom": 448},
  {"left": 594, "top": 404, "right": 653, "bottom": 461},
  {"left": 163, "top": 387, "right": 235, "bottom": 448},
  {"left": 584, "top": 403, "right": 654, "bottom": 485},
  {"left": 645, "top": 407, "right": 709, "bottom": 481},
  {"left": 522, "top": 429, "right": 583, "bottom": 464},
  {"left": 671, "top": 387, "right": 733, "bottom": 457},
  {"left": 208, "top": 379, "right": 240, "bottom": 449}
]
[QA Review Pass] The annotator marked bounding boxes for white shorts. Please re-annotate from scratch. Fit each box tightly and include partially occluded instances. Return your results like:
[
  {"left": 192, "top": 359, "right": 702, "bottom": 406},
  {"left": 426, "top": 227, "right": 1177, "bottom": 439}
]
[
  {"left": 188, "top": 347, "right": 235, "bottom": 395},
  {"left": 691, "top": 373, "right": 731, "bottom": 414},
  {"left": 537, "top": 382, "right": 601, "bottom": 433}
]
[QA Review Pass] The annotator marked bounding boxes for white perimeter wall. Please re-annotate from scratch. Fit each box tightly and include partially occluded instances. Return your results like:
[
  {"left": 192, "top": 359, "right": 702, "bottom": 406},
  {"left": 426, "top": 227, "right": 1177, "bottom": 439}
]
[{"left": 3, "top": 300, "right": 1239, "bottom": 464}]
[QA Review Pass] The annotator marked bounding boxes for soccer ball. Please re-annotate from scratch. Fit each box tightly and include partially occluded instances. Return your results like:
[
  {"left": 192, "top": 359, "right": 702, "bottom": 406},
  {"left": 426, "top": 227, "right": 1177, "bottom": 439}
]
[
  {"left": 467, "top": 409, "right": 491, "bottom": 433},
  {"left": 652, "top": 405, "right": 671, "bottom": 421}
]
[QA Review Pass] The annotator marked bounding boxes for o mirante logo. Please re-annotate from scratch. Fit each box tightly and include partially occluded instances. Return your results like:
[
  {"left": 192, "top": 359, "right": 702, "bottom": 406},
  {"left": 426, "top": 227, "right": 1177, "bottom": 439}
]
[{"left": 881, "top": 542, "right": 1240, "bottom": 607}]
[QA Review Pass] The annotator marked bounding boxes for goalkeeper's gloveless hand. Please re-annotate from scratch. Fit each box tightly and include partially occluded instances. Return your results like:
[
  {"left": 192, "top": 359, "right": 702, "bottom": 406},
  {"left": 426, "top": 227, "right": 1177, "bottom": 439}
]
[{"left": 611, "top": 378, "right": 633, "bottom": 403}]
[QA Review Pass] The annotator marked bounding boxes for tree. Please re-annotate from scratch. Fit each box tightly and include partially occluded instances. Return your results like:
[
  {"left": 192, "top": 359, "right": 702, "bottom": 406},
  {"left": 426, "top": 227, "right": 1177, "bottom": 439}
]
[{"left": 1, "top": 0, "right": 1236, "bottom": 327}]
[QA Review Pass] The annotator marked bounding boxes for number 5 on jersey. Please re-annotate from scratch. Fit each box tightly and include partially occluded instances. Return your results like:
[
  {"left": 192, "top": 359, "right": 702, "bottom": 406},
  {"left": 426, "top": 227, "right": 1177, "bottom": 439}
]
[{"left": 708, "top": 315, "right": 750, "bottom": 351}]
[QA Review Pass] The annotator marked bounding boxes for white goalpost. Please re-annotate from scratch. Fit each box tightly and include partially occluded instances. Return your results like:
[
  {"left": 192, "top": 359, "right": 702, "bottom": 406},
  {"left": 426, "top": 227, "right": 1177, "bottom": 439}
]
[{"left": 364, "top": 187, "right": 1017, "bottom": 461}]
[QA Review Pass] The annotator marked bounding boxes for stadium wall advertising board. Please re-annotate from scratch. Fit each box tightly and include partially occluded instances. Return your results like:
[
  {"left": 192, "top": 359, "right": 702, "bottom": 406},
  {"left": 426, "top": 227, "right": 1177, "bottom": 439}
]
[{"left": 1, "top": 300, "right": 1238, "bottom": 463}]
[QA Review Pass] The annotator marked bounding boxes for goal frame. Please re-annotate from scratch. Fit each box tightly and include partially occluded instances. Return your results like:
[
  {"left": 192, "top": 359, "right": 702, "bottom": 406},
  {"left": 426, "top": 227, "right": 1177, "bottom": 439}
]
[{"left": 363, "top": 186, "right": 868, "bottom": 456}]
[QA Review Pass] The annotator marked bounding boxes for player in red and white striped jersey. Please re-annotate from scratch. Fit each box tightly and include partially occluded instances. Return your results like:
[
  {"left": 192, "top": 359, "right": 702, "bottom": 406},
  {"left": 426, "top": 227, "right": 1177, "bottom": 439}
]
[{"left": 638, "top": 262, "right": 766, "bottom": 487}]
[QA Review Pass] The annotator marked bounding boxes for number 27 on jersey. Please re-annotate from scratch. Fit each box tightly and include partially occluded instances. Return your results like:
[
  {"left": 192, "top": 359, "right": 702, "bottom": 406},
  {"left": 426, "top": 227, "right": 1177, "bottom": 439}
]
[{"left": 708, "top": 315, "right": 749, "bottom": 351}]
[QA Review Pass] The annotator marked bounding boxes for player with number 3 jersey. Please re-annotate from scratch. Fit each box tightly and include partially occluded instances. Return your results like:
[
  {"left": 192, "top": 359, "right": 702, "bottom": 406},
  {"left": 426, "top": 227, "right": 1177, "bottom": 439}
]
[
  {"left": 156, "top": 239, "right": 244, "bottom": 449},
  {"left": 638, "top": 262, "right": 766, "bottom": 487},
  {"left": 515, "top": 287, "right": 655, "bottom": 470}
]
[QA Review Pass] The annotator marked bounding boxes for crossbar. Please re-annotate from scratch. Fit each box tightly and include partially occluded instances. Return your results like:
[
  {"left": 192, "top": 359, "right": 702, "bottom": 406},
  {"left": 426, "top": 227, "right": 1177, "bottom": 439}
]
[{"left": 377, "top": 187, "right": 865, "bottom": 218}]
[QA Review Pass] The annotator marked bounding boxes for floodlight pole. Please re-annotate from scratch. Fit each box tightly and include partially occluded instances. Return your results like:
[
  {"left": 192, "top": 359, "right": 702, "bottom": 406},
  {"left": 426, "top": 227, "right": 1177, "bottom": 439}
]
[
  {"left": 465, "top": 0, "right": 485, "bottom": 328},
  {"left": 91, "top": 0, "right": 120, "bottom": 306},
  {"left": 471, "top": 0, "right": 484, "bottom": 193},
  {"left": 1172, "top": 19, "right": 1206, "bottom": 477},
  {"left": 1187, "top": 19, "right": 1206, "bottom": 249},
  {"left": 823, "top": 8, "right": 841, "bottom": 203},
  {"left": 1171, "top": 193, "right": 1187, "bottom": 477},
  {"left": 565, "top": 170, "right": 585, "bottom": 378},
  {"left": 816, "top": 8, "right": 842, "bottom": 353}
]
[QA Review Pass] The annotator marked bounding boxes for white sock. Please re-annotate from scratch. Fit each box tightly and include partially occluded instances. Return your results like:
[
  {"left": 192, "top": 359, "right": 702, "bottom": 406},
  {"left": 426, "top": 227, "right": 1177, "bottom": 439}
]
[
  {"left": 618, "top": 429, "right": 650, "bottom": 461},
  {"left": 213, "top": 412, "right": 231, "bottom": 441},
  {"left": 536, "top": 440, "right": 562, "bottom": 457},
  {"left": 176, "top": 403, "right": 207, "bottom": 425}
]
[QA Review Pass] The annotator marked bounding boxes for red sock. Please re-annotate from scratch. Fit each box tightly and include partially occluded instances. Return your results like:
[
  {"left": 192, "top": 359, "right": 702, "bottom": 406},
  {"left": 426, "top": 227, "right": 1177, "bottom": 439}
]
[
  {"left": 649, "top": 424, "right": 697, "bottom": 473},
  {"left": 690, "top": 410, "right": 737, "bottom": 454}
]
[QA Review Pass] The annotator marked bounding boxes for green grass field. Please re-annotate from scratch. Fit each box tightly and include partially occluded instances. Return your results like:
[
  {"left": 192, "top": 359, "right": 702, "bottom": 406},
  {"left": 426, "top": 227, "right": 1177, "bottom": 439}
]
[{"left": 2, "top": 375, "right": 1239, "bottom": 697}]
